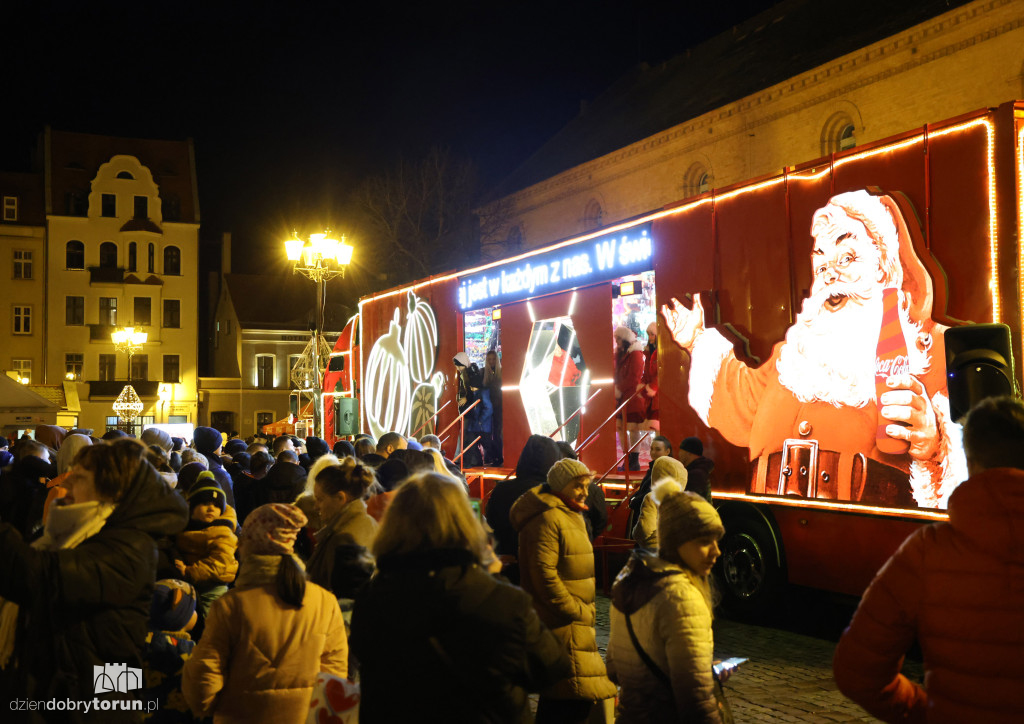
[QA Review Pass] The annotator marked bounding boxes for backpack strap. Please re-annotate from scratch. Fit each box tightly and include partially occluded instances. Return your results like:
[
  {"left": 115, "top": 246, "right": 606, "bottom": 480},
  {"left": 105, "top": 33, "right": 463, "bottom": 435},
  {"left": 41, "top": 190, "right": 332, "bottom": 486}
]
[{"left": 625, "top": 612, "right": 671, "bottom": 688}]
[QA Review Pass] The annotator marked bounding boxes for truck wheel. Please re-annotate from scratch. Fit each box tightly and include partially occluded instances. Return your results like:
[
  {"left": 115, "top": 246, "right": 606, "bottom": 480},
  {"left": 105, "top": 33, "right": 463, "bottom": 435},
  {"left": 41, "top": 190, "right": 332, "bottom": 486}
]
[{"left": 716, "top": 515, "right": 784, "bottom": 616}]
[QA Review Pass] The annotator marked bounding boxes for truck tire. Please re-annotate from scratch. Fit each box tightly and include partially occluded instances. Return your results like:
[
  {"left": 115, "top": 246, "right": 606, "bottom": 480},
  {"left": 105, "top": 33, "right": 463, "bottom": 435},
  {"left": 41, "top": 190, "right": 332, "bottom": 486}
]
[{"left": 715, "top": 513, "right": 784, "bottom": 617}]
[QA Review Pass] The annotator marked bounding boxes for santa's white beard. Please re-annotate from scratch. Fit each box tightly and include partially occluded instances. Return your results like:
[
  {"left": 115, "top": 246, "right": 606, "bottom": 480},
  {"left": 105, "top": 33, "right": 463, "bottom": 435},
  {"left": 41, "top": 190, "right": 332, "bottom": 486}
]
[{"left": 776, "top": 282, "right": 927, "bottom": 408}]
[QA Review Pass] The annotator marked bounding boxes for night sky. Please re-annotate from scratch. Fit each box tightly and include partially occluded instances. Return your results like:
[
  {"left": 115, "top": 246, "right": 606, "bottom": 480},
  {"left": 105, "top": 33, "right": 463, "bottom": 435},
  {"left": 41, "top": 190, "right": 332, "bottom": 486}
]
[{"left": 3, "top": 1, "right": 777, "bottom": 275}]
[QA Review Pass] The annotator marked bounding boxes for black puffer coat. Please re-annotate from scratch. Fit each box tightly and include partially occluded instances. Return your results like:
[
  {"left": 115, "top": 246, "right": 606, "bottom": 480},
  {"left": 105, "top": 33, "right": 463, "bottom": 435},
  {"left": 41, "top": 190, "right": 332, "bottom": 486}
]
[
  {"left": 485, "top": 435, "right": 562, "bottom": 559},
  {"left": 0, "top": 461, "right": 188, "bottom": 722},
  {"left": 351, "top": 548, "right": 571, "bottom": 723}
]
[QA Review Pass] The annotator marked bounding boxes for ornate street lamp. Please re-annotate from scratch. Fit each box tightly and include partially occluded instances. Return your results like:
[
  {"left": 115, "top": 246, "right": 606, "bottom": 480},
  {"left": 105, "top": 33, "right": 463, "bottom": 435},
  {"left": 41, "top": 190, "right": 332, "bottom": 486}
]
[
  {"left": 111, "top": 326, "right": 148, "bottom": 428},
  {"left": 284, "top": 230, "right": 353, "bottom": 438}
]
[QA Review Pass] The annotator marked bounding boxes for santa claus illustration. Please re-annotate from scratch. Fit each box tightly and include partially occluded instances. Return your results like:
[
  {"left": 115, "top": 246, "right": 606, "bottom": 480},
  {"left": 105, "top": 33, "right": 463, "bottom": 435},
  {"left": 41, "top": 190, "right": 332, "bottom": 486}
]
[{"left": 662, "top": 189, "right": 966, "bottom": 508}]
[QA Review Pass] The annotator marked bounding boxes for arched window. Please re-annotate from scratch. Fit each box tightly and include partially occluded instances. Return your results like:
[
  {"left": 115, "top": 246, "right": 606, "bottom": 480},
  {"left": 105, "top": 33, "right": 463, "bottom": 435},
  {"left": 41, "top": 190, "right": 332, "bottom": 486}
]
[
  {"left": 66, "top": 240, "right": 85, "bottom": 270},
  {"left": 148, "top": 243, "right": 155, "bottom": 273},
  {"left": 128, "top": 242, "right": 137, "bottom": 272},
  {"left": 163, "top": 246, "right": 181, "bottom": 275},
  {"left": 683, "top": 162, "right": 713, "bottom": 198},
  {"left": 582, "top": 199, "right": 603, "bottom": 231},
  {"left": 821, "top": 112, "right": 858, "bottom": 155},
  {"left": 99, "top": 242, "right": 118, "bottom": 269},
  {"left": 116, "top": 171, "right": 134, "bottom": 180},
  {"left": 839, "top": 123, "right": 856, "bottom": 151}
]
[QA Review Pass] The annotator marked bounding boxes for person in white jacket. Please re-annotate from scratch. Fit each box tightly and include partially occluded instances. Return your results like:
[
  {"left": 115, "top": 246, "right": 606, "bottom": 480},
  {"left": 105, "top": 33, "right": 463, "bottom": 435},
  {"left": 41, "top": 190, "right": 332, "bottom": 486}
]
[{"left": 607, "top": 479, "right": 726, "bottom": 723}]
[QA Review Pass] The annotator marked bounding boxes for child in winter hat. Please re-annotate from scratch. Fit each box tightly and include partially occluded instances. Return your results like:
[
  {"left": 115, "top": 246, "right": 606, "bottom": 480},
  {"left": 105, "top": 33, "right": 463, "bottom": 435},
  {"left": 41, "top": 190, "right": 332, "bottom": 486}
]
[
  {"left": 175, "top": 473, "right": 238, "bottom": 617},
  {"left": 142, "top": 579, "right": 198, "bottom": 719}
]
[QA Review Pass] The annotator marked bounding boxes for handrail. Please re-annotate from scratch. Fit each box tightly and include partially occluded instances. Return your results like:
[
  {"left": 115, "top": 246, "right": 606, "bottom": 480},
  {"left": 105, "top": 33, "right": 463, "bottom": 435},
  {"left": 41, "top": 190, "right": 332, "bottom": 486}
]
[
  {"left": 411, "top": 399, "right": 452, "bottom": 438},
  {"left": 452, "top": 436, "right": 482, "bottom": 464},
  {"left": 547, "top": 389, "right": 601, "bottom": 440},
  {"left": 436, "top": 398, "right": 480, "bottom": 439},
  {"left": 594, "top": 430, "right": 652, "bottom": 489},
  {"left": 576, "top": 387, "right": 647, "bottom": 455}
]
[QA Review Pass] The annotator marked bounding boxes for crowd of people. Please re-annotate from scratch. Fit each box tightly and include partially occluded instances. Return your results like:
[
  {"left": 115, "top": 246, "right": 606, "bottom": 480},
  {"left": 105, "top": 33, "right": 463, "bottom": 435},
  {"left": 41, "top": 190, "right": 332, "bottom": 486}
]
[{"left": 0, "top": 392, "right": 1021, "bottom": 722}]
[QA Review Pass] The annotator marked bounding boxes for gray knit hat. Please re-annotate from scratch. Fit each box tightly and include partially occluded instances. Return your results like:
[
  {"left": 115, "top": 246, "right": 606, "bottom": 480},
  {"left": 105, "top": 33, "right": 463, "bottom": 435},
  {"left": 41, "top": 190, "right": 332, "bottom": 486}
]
[
  {"left": 547, "top": 458, "right": 593, "bottom": 492},
  {"left": 657, "top": 484, "right": 724, "bottom": 559}
]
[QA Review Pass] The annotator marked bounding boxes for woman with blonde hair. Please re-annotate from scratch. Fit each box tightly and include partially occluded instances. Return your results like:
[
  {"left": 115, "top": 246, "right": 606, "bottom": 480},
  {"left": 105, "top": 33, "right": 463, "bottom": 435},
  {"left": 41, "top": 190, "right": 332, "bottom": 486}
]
[
  {"left": 607, "top": 479, "right": 728, "bottom": 722},
  {"left": 351, "top": 473, "right": 570, "bottom": 723}
]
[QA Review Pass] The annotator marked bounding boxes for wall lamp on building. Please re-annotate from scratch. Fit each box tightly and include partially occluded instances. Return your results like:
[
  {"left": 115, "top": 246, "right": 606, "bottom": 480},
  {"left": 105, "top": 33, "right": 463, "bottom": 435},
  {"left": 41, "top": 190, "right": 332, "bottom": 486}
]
[{"left": 284, "top": 230, "right": 354, "bottom": 439}]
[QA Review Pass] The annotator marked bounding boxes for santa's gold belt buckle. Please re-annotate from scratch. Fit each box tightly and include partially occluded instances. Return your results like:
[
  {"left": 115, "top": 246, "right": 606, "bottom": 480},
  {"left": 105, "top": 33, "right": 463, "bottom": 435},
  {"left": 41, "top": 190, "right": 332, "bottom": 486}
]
[{"left": 778, "top": 438, "right": 819, "bottom": 498}]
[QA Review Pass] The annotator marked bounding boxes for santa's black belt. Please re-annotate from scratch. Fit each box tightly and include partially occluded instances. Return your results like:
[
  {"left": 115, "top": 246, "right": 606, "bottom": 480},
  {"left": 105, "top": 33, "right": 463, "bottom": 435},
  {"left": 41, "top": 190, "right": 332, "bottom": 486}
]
[{"left": 750, "top": 439, "right": 915, "bottom": 507}]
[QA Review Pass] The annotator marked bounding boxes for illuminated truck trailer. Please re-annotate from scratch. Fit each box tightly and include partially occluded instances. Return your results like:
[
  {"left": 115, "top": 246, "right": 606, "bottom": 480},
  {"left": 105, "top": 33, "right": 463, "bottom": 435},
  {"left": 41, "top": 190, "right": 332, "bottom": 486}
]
[{"left": 330, "top": 101, "right": 1024, "bottom": 609}]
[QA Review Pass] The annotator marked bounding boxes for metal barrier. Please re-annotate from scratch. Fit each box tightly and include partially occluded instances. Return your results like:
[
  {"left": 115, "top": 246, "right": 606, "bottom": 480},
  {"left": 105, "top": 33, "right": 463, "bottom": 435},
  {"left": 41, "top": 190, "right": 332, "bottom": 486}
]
[
  {"left": 436, "top": 399, "right": 481, "bottom": 471},
  {"left": 410, "top": 399, "right": 452, "bottom": 439}
]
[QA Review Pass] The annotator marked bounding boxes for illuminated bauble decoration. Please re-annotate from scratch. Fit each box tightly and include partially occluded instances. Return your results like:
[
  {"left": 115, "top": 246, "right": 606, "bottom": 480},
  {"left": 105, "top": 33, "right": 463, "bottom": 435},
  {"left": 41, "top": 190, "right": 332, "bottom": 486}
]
[
  {"left": 113, "top": 384, "right": 144, "bottom": 420},
  {"left": 402, "top": 291, "right": 439, "bottom": 385},
  {"left": 364, "top": 309, "right": 411, "bottom": 439}
]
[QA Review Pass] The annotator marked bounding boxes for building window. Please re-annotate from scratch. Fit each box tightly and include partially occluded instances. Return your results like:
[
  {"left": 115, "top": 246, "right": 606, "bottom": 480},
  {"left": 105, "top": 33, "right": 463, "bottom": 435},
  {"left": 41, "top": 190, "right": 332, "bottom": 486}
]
[
  {"left": 116, "top": 171, "right": 134, "bottom": 180},
  {"left": 288, "top": 354, "right": 302, "bottom": 386},
  {"left": 148, "top": 243, "right": 154, "bottom": 273},
  {"left": 256, "top": 410, "right": 275, "bottom": 433},
  {"left": 131, "top": 354, "right": 148, "bottom": 381},
  {"left": 99, "top": 242, "right": 118, "bottom": 268},
  {"left": 163, "top": 355, "right": 180, "bottom": 383},
  {"left": 12, "top": 305, "right": 31, "bottom": 334},
  {"left": 168, "top": 415, "right": 187, "bottom": 424},
  {"left": 99, "top": 297, "right": 117, "bottom": 326},
  {"left": 134, "top": 297, "right": 151, "bottom": 326},
  {"left": 66, "top": 240, "right": 85, "bottom": 270},
  {"left": 12, "top": 359, "right": 31, "bottom": 383},
  {"left": 128, "top": 242, "right": 137, "bottom": 272},
  {"left": 66, "top": 296, "right": 85, "bottom": 325},
  {"left": 683, "top": 162, "right": 713, "bottom": 198},
  {"left": 3, "top": 196, "right": 17, "bottom": 222},
  {"left": 162, "top": 194, "right": 181, "bottom": 222},
  {"left": 255, "top": 354, "right": 275, "bottom": 389},
  {"left": 101, "top": 193, "right": 116, "bottom": 217},
  {"left": 65, "top": 353, "right": 83, "bottom": 381},
  {"left": 65, "top": 191, "right": 88, "bottom": 216},
  {"left": 822, "top": 112, "right": 859, "bottom": 155},
  {"left": 163, "top": 246, "right": 181, "bottom": 275},
  {"left": 13, "top": 250, "right": 32, "bottom": 279},
  {"left": 839, "top": 124, "right": 856, "bottom": 151},
  {"left": 582, "top": 199, "right": 603, "bottom": 231},
  {"left": 99, "top": 354, "right": 117, "bottom": 381},
  {"left": 163, "top": 299, "right": 181, "bottom": 328},
  {"left": 134, "top": 196, "right": 148, "bottom": 219}
]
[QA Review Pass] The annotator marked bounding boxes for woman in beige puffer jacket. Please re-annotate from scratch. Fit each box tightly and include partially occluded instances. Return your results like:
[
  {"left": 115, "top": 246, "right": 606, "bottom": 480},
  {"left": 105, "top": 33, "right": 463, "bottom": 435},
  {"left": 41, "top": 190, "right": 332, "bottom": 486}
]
[
  {"left": 510, "top": 458, "right": 616, "bottom": 722},
  {"left": 183, "top": 504, "right": 348, "bottom": 724}
]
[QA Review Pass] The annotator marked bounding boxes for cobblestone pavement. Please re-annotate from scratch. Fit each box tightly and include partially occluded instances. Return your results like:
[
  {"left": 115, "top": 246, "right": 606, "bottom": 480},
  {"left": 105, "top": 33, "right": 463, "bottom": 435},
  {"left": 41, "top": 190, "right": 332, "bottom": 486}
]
[{"left": 594, "top": 594, "right": 923, "bottom": 723}]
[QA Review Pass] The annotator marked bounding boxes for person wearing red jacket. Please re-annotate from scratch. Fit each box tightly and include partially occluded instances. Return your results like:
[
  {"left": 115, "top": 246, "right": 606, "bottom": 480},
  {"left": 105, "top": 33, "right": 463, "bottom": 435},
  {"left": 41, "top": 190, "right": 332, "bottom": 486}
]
[
  {"left": 833, "top": 395, "right": 1024, "bottom": 723},
  {"left": 614, "top": 326, "right": 646, "bottom": 471}
]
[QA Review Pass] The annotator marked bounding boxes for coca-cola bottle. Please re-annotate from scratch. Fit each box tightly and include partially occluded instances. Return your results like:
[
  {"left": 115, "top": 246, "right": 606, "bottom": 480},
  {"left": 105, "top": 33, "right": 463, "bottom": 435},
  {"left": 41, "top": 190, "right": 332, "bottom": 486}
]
[{"left": 875, "top": 286, "right": 910, "bottom": 455}]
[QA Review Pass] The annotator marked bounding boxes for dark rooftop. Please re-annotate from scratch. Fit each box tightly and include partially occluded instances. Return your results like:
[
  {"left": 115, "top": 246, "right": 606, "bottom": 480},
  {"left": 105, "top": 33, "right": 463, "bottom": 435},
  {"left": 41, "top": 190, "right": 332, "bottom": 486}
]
[
  {"left": 223, "top": 273, "right": 350, "bottom": 332},
  {"left": 494, "top": 0, "right": 975, "bottom": 198}
]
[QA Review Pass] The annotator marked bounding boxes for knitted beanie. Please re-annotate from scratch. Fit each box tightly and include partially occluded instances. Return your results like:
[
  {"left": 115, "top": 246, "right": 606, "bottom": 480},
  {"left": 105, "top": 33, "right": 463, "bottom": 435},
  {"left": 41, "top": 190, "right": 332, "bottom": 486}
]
[
  {"left": 186, "top": 472, "right": 226, "bottom": 513},
  {"left": 193, "top": 426, "right": 223, "bottom": 456},
  {"left": 305, "top": 437, "right": 330, "bottom": 459},
  {"left": 177, "top": 462, "right": 209, "bottom": 495},
  {"left": 679, "top": 436, "right": 704, "bottom": 456},
  {"left": 652, "top": 456, "right": 688, "bottom": 488},
  {"left": 150, "top": 579, "right": 197, "bottom": 632},
  {"left": 224, "top": 439, "right": 247, "bottom": 456},
  {"left": 547, "top": 458, "right": 593, "bottom": 492},
  {"left": 241, "top": 503, "right": 308, "bottom": 555},
  {"left": 141, "top": 427, "right": 173, "bottom": 452},
  {"left": 657, "top": 485, "right": 725, "bottom": 560}
]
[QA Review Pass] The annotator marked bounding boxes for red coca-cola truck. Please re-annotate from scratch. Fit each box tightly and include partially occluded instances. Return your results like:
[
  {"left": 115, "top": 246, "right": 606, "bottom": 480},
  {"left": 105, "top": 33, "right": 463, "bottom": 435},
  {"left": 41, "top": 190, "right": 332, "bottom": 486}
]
[{"left": 327, "top": 101, "right": 1024, "bottom": 610}]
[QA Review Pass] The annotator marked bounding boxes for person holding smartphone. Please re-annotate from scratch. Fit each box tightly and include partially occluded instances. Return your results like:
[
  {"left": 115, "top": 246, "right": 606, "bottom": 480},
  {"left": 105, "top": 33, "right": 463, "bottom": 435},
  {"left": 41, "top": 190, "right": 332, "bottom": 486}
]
[{"left": 606, "top": 478, "right": 729, "bottom": 723}]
